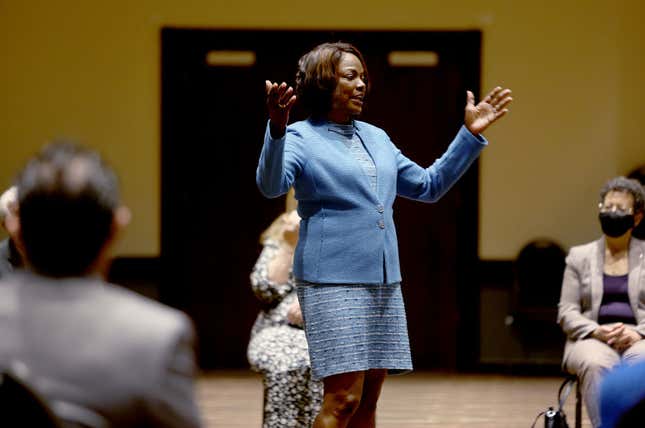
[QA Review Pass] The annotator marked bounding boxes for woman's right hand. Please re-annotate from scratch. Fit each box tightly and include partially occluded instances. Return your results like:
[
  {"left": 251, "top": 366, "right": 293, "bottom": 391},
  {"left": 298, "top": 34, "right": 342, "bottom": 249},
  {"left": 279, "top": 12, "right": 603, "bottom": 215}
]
[
  {"left": 265, "top": 80, "right": 297, "bottom": 138},
  {"left": 266, "top": 244, "right": 294, "bottom": 285},
  {"left": 592, "top": 323, "right": 625, "bottom": 344},
  {"left": 287, "top": 300, "right": 304, "bottom": 327},
  {"left": 282, "top": 210, "right": 300, "bottom": 247}
]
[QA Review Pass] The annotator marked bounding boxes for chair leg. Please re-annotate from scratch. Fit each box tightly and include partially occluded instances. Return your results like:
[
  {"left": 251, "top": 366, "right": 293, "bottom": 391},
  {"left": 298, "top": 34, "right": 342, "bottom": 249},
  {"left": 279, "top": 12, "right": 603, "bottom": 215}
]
[
  {"left": 575, "top": 378, "right": 582, "bottom": 428},
  {"left": 262, "top": 375, "right": 270, "bottom": 427}
]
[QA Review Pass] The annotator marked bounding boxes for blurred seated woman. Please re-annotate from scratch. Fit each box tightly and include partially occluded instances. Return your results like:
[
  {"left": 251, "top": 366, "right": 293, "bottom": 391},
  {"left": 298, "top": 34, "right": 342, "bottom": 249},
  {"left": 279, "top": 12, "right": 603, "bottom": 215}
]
[
  {"left": 247, "top": 204, "right": 323, "bottom": 428},
  {"left": 558, "top": 176, "right": 645, "bottom": 427}
]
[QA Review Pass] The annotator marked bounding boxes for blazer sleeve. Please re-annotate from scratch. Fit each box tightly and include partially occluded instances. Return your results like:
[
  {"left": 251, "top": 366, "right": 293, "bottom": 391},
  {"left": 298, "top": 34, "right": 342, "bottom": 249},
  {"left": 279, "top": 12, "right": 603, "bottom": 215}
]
[
  {"left": 256, "top": 120, "right": 307, "bottom": 198},
  {"left": 633, "top": 241, "right": 645, "bottom": 337},
  {"left": 145, "top": 313, "right": 202, "bottom": 428},
  {"left": 635, "top": 323, "right": 645, "bottom": 338},
  {"left": 393, "top": 125, "right": 487, "bottom": 202},
  {"left": 557, "top": 248, "right": 599, "bottom": 340},
  {"left": 633, "top": 321, "right": 645, "bottom": 338}
]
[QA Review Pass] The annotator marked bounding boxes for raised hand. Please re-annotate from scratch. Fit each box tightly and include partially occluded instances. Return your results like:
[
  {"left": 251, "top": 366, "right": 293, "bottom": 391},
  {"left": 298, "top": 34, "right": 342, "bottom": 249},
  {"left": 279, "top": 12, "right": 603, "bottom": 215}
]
[
  {"left": 464, "top": 86, "right": 513, "bottom": 135},
  {"left": 265, "top": 80, "right": 297, "bottom": 138}
]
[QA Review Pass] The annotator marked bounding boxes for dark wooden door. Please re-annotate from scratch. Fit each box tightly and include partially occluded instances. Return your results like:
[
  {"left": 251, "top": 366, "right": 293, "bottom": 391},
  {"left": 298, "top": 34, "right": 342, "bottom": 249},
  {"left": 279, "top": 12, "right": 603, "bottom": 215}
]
[{"left": 161, "top": 29, "right": 481, "bottom": 370}]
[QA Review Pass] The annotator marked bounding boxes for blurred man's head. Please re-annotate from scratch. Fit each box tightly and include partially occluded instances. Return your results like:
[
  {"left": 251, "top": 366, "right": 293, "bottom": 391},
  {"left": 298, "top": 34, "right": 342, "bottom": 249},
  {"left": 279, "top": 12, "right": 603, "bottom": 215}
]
[{"left": 7, "top": 142, "right": 129, "bottom": 277}]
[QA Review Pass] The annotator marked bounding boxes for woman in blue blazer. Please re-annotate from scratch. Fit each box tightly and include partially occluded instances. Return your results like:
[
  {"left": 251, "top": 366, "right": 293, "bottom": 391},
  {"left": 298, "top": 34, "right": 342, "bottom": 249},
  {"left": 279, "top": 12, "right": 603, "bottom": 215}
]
[{"left": 256, "top": 42, "right": 512, "bottom": 428}]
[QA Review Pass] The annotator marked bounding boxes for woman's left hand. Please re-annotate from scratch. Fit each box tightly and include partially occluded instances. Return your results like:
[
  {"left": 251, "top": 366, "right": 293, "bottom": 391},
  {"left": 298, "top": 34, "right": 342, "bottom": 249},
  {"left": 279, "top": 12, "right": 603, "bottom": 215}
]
[
  {"left": 609, "top": 328, "right": 643, "bottom": 352},
  {"left": 464, "top": 86, "right": 513, "bottom": 135}
]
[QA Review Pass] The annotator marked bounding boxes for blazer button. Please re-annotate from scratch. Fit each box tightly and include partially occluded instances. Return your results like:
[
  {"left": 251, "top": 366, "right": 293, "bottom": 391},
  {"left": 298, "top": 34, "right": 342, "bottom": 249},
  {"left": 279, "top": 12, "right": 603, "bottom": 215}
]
[
  {"left": 377, "top": 204, "right": 384, "bottom": 213},
  {"left": 377, "top": 220, "right": 385, "bottom": 229}
]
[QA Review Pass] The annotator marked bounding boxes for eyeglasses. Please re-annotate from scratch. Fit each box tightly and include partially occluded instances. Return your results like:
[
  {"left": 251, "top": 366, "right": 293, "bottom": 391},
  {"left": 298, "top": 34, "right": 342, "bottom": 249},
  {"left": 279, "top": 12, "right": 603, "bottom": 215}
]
[{"left": 598, "top": 202, "right": 634, "bottom": 215}]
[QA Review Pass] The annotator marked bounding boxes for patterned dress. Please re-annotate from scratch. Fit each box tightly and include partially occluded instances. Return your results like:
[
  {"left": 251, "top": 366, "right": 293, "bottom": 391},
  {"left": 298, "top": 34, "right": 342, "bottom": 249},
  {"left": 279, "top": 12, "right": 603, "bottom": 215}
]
[{"left": 247, "top": 239, "right": 323, "bottom": 428}]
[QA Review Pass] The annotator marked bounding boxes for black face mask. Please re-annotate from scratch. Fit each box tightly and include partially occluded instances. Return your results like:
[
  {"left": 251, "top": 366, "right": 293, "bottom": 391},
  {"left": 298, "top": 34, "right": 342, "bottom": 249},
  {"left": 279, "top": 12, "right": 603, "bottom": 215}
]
[{"left": 599, "top": 212, "right": 635, "bottom": 238}]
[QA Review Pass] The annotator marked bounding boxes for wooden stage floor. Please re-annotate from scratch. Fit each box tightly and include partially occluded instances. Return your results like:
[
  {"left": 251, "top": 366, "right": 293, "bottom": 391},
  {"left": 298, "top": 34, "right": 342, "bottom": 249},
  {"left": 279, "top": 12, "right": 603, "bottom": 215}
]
[{"left": 196, "top": 370, "right": 591, "bottom": 427}]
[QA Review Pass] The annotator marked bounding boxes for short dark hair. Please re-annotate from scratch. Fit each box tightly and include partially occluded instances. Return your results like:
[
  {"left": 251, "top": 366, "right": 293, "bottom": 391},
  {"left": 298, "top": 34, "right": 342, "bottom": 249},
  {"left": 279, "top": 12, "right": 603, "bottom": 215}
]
[
  {"left": 17, "top": 142, "right": 120, "bottom": 277},
  {"left": 295, "top": 42, "right": 369, "bottom": 118},
  {"left": 599, "top": 176, "right": 645, "bottom": 214}
]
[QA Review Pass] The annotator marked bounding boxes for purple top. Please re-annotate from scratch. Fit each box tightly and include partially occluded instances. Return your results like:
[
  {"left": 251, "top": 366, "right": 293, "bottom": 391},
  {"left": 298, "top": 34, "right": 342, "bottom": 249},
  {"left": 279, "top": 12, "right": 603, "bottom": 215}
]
[{"left": 598, "top": 273, "right": 635, "bottom": 325}]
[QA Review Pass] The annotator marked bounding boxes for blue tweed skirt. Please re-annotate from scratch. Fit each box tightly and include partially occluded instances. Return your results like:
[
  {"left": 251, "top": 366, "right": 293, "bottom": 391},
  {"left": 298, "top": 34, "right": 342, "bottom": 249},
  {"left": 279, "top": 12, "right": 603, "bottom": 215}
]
[{"left": 296, "top": 281, "right": 413, "bottom": 380}]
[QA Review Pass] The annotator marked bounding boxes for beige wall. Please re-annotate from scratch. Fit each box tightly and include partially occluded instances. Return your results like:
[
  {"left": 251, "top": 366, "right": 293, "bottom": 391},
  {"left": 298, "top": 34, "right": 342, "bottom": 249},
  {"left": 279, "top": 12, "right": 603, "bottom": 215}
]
[{"left": 1, "top": 0, "right": 643, "bottom": 259}]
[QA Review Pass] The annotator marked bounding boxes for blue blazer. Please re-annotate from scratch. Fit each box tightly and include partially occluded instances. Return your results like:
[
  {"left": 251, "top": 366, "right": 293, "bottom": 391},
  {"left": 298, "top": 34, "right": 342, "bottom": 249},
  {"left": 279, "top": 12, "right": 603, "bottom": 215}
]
[{"left": 256, "top": 118, "right": 487, "bottom": 284}]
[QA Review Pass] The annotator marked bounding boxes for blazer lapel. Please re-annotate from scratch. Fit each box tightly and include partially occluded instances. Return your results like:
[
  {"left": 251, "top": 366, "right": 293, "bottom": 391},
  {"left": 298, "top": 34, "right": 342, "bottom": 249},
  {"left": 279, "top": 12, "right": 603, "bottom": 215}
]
[
  {"left": 354, "top": 123, "right": 381, "bottom": 200},
  {"left": 590, "top": 238, "right": 604, "bottom": 321},
  {"left": 628, "top": 238, "right": 644, "bottom": 317}
]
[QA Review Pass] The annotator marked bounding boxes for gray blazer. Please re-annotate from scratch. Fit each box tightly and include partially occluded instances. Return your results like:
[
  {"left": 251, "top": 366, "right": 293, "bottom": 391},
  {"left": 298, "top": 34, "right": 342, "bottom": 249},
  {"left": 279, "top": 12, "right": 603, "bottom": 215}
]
[
  {"left": 558, "top": 237, "right": 645, "bottom": 343},
  {"left": 0, "top": 270, "right": 202, "bottom": 428}
]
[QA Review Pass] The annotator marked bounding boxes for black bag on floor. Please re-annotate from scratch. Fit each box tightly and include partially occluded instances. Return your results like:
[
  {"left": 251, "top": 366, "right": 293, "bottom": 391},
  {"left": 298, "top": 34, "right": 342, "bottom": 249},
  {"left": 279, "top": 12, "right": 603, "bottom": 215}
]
[{"left": 530, "top": 377, "right": 575, "bottom": 428}]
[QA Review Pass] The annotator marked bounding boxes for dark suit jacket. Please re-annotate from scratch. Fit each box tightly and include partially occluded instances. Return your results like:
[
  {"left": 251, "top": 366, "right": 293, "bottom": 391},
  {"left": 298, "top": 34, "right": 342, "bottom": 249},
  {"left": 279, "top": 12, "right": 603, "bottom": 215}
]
[{"left": 0, "top": 270, "right": 202, "bottom": 427}]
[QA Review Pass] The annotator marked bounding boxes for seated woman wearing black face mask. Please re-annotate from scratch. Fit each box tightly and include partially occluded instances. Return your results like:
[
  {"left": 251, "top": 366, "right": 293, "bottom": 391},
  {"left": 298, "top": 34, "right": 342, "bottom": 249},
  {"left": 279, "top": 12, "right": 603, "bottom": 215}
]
[{"left": 558, "top": 176, "right": 645, "bottom": 428}]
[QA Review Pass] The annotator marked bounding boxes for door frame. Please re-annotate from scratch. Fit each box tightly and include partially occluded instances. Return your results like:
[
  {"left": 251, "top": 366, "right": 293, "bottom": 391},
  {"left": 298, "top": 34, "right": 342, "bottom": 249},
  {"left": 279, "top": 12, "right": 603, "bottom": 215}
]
[{"left": 160, "top": 28, "right": 482, "bottom": 370}]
